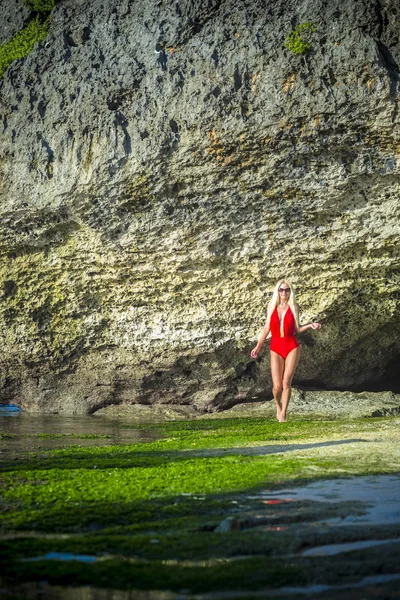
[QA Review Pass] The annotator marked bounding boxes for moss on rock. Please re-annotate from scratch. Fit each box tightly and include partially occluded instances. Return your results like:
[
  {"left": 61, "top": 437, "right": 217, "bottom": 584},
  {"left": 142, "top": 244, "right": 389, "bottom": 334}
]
[{"left": 0, "top": 16, "right": 49, "bottom": 78}]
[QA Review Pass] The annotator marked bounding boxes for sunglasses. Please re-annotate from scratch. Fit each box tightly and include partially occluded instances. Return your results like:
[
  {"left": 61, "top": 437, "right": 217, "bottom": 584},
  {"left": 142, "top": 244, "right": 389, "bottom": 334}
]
[{"left": 278, "top": 288, "right": 291, "bottom": 293}]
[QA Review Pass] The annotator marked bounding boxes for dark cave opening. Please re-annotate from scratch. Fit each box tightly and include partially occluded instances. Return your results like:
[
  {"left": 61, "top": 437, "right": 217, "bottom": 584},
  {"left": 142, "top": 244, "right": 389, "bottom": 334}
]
[{"left": 295, "top": 356, "right": 400, "bottom": 394}]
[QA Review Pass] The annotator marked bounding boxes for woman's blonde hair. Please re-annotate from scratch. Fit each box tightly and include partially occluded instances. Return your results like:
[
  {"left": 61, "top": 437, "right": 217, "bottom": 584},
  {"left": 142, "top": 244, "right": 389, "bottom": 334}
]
[{"left": 267, "top": 279, "right": 299, "bottom": 329}]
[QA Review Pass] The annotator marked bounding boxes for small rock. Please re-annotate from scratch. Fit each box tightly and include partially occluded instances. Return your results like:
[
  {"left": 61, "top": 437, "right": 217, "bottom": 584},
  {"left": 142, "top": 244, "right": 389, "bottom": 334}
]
[{"left": 214, "top": 517, "right": 240, "bottom": 533}]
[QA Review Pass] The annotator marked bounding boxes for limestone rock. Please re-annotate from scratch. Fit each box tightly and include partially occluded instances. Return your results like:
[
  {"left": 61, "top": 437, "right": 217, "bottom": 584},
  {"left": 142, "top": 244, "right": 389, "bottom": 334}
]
[
  {"left": 93, "top": 402, "right": 201, "bottom": 421},
  {"left": 0, "top": 0, "right": 30, "bottom": 44},
  {"left": 290, "top": 389, "right": 400, "bottom": 418},
  {"left": 0, "top": 0, "right": 399, "bottom": 413},
  {"left": 214, "top": 517, "right": 241, "bottom": 533},
  {"left": 224, "top": 389, "right": 400, "bottom": 418}
]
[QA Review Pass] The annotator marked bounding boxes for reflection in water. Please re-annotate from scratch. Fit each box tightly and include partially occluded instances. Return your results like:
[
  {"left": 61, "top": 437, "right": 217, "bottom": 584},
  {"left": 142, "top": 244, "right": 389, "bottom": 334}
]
[
  {"left": 258, "top": 475, "right": 400, "bottom": 525},
  {"left": 0, "top": 412, "right": 160, "bottom": 453},
  {"left": 0, "top": 582, "right": 176, "bottom": 600},
  {"left": 261, "top": 499, "right": 292, "bottom": 505},
  {"left": 302, "top": 538, "right": 400, "bottom": 556},
  {"left": 23, "top": 552, "right": 100, "bottom": 563}
]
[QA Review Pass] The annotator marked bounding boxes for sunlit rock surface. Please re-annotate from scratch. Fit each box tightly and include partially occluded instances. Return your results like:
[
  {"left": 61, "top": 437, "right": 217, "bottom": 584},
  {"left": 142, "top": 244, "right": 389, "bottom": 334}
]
[
  {"left": 0, "top": 0, "right": 29, "bottom": 44},
  {"left": 0, "top": 0, "right": 399, "bottom": 413}
]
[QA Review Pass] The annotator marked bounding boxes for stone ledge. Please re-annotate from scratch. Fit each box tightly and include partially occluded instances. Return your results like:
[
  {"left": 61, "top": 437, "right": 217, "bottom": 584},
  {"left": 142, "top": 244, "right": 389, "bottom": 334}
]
[{"left": 92, "top": 389, "right": 400, "bottom": 421}]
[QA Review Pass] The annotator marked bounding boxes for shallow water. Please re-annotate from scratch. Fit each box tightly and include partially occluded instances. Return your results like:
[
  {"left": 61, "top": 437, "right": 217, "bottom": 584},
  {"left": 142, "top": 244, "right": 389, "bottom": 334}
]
[
  {"left": 0, "top": 582, "right": 176, "bottom": 600},
  {"left": 0, "top": 407, "right": 159, "bottom": 452},
  {"left": 23, "top": 551, "right": 101, "bottom": 563},
  {"left": 258, "top": 474, "right": 400, "bottom": 524},
  {"left": 301, "top": 537, "right": 400, "bottom": 556}
]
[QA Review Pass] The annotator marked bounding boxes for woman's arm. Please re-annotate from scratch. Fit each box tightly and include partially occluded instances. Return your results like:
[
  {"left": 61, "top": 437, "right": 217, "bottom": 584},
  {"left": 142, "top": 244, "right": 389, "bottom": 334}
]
[
  {"left": 295, "top": 303, "right": 321, "bottom": 333},
  {"left": 297, "top": 322, "right": 321, "bottom": 333},
  {"left": 250, "top": 316, "right": 271, "bottom": 358}
]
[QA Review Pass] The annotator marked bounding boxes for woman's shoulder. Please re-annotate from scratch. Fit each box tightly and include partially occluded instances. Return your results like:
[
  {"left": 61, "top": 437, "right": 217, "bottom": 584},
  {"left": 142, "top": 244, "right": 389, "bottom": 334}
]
[{"left": 266, "top": 302, "right": 276, "bottom": 320}]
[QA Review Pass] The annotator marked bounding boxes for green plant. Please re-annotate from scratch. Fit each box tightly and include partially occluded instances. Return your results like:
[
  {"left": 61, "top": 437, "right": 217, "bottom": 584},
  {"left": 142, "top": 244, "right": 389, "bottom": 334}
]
[
  {"left": 23, "top": 0, "right": 55, "bottom": 12},
  {"left": 0, "top": 16, "right": 49, "bottom": 78},
  {"left": 284, "top": 22, "right": 316, "bottom": 55}
]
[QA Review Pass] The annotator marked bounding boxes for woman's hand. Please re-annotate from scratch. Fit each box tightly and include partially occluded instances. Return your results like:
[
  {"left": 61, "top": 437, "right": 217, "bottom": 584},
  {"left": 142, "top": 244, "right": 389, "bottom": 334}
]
[
  {"left": 310, "top": 322, "right": 321, "bottom": 330},
  {"left": 250, "top": 347, "right": 259, "bottom": 359}
]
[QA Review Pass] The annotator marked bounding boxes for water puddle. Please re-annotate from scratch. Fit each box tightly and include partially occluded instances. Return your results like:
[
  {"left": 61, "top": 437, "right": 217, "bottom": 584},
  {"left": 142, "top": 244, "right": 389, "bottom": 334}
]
[
  {"left": 0, "top": 581, "right": 175, "bottom": 600},
  {"left": 23, "top": 551, "right": 102, "bottom": 563},
  {"left": 214, "top": 573, "right": 400, "bottom": 598},
  {"left": 269, "top": 573, "right": 400, "bottom": 597},
  {"left": 0, "top": 412, "right": 160, "bottom": 452},
  {"left": 257, "top": 474, "right": 400, "bottom": 525},
  {"left": 302, "top": 537, "right": 400, "bottom": 556}
]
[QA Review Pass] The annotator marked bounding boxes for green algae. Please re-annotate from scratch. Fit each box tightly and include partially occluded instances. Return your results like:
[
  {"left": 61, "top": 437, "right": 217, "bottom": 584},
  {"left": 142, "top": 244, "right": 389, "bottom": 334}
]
[
  {"left": 23, "top": 0, "right": 55, "bottom": 11},
  {"left": 0, "top": 233, "right": 112, "bottom": 369},
  {"left": 33, "top": 433, "right": 113, "bottom": 439},
  {"left": 0, "top": 454, "right": 314, "bottom": 529},
  {"left": 1, "top": 417, "right": 398, "bottom": 528},
  {"left": 4, "top": 555, "right": 303, "bottom": 593},
  {"left": 0, "top": 17, "right": 49, "bottom": 78},
  {"left": 123, "top": 415, "right": 396, "bottom": 450},
  {"left": 0, "top": 498, "right": 376, "bottom": 562},
  {"left": 1, "top": 433, "right": 113, "bottom": 440},
  {"left": 0, "top": 416, "right": 399, "bottom": 592}
]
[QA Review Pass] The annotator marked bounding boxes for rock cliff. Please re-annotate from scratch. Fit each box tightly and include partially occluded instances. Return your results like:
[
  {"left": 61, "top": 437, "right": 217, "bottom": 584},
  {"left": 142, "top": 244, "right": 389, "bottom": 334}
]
[{"left": 0, "top": 0, "right": 399, "bottom": 414}]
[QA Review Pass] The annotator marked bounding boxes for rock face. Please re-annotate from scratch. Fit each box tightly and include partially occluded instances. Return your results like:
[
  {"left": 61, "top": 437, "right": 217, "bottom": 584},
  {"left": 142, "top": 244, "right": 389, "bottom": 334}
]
[
  {"left": 0, "top": 0, "right": 399, "bottom": 414},
  {"left": 0, "top": 0, "right": 30, "bottom": 44}
]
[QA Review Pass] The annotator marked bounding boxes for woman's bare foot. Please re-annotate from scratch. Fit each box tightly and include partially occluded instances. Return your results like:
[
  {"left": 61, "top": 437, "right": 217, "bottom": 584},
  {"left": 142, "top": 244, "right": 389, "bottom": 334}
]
[
  {"left": 278, "top": 414, "right": 287, "bottom": 423},
  {"left": 276, "top": 405, "right": 282, "bottom": 421}
]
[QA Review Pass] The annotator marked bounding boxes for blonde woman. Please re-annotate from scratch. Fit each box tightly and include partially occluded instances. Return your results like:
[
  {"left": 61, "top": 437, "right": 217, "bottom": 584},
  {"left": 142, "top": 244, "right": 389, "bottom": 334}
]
[{"left": 250, "top": 280, "right": 321, "bottom": 422}]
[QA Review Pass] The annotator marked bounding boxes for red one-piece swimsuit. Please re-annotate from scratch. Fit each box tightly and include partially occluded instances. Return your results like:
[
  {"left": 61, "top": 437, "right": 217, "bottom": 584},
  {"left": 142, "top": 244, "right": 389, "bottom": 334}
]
[{"left": 270, "top": 306, "right": 299, "bottom": 359}]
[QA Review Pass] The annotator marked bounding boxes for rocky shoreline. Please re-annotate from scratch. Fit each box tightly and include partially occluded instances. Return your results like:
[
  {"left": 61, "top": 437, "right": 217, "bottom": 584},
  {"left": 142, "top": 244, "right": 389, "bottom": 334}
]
[{"left": 88, "top": 388, "right": 400, "bottom": 420}]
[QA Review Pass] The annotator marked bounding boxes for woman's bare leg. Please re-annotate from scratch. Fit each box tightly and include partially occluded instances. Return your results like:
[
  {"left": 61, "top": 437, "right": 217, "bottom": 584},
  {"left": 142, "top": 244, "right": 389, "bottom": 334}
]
[
  {"left": 280, "top": 347, "right": 301, "bottom": 421},
  {"left": 270, "top": 351, "right": 285, "bottom": 419}
]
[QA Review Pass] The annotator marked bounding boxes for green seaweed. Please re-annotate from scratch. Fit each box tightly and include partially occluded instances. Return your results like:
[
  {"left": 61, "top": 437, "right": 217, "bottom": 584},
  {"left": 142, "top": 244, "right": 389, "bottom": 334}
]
[
  {"left": 31, "top": 433, "right": 113, "bottom": 439},
  {"left": 0, "top": 416, "right": 399, "bottom": 592},
  {"left": 0, "top": 433, "right": 113, "bottom": 441},
  {"left": 3, "top": 555, "right": 303, "bottom": 593},
  {"left": 23, "top": 0, "right": 55, "bottom": 11},
  {"left": 0, "top": 433, "right": 17, "bottom": 440},
  {"left": 0, "top": 17, "right": 49, "bottom": 78}
]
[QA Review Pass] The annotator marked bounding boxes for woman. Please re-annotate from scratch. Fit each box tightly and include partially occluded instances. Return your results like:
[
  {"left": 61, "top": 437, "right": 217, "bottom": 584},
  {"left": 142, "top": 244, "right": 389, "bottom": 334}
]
[{"left": 250, "top": 279, "right": 321, "bottom": 422}]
